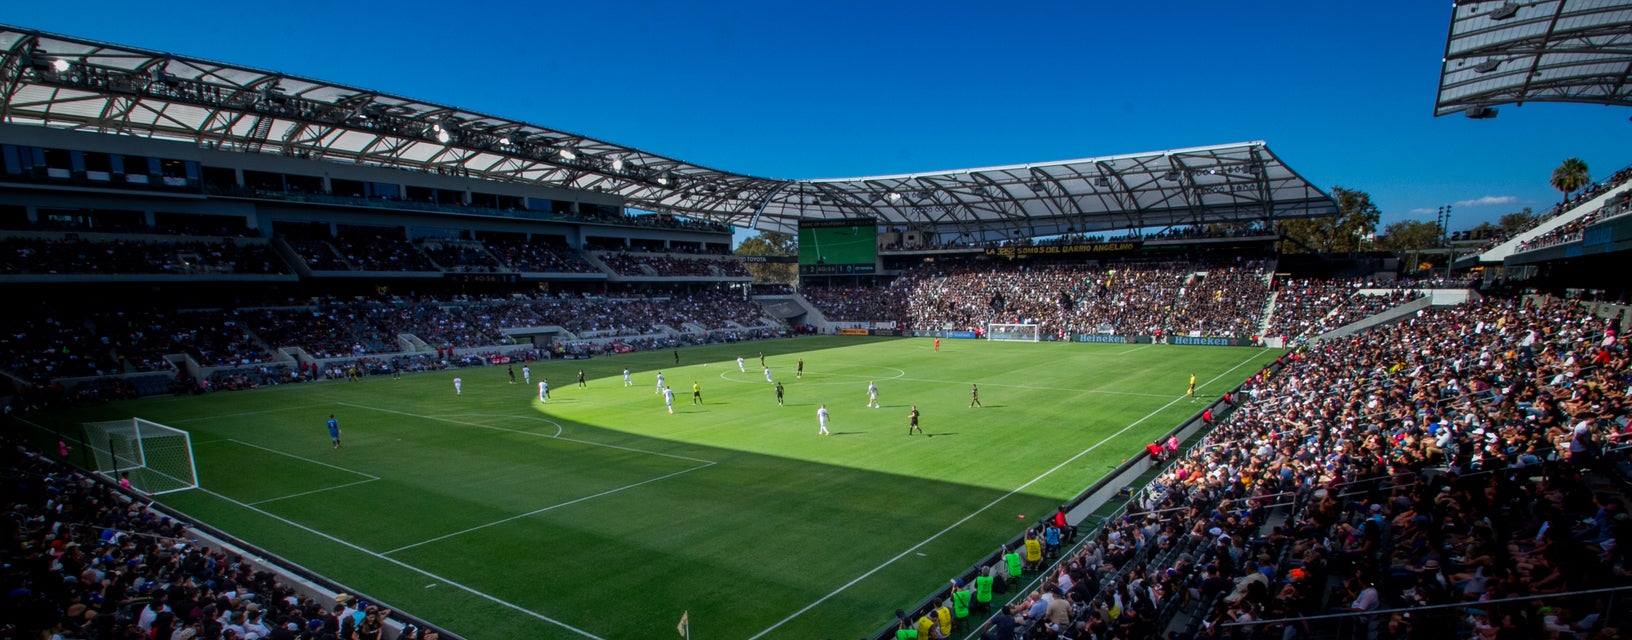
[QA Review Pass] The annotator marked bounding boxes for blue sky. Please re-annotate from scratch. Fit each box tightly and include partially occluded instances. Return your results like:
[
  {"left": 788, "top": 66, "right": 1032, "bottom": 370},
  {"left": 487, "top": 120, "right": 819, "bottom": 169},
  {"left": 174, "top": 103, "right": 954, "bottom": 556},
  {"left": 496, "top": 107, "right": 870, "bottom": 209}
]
[{"left": 7, "top": 1, "right": 1630, "bottom": 237}]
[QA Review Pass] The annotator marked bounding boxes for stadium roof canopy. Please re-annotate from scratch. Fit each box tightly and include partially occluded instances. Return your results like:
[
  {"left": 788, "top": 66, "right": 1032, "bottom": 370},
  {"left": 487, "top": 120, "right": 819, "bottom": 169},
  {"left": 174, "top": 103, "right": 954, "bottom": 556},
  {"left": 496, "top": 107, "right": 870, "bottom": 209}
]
[
  {"left": 1436, "top": 0, "right": 1632, "bottom": 118},
  {"left": 0, "top": 25, "right": 1335, "bottom": 239}
]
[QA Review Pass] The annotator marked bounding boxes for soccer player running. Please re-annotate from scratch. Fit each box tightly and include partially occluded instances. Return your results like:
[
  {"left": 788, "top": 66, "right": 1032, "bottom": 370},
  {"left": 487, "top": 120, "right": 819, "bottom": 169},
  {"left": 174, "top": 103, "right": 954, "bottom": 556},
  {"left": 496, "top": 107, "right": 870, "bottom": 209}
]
[
  {"left": 538, "top": 379, "right": 549, "bottom": 403},
  {"left": 663, "top": 386, "right": 675, "bottom": 414},
  {"left": 577, "top": 369, "right": 587, "bottom": 388},
  {"left": 867, "top": 381, "right": 880, "bottom": 408},
  {"left": 908, "top": 405, "right": 921, "bottom": 435},
  {"left": 764, "top": 366, "right": 774, "bottom": 383},
  {"left": 507, "top": 365, "right": 516, "bottom": 384},
  {"left": 969, "top": 383, "right": 982, "bottom": 408},
  {"left": 523, "top": 364, "right": 531, "bottom": 384},
  {"left": 623, "top": 368, "right": 632, "bottom": 386},
  {"left": 327, "top": 414, "right": 341, "bottom": 450},
  {"left": 817, "top": 404, "right": 830, "bottom": 435},
  {"left": 655, "top": 372, "right": 665, "bottom": 394},
  {"left": 775, "top": 381, "right": 785, "bottom": 406},
  {"left": 737, "top": 356, "right": 746, "bottom": 372},
  {"left": 453, "top": 377, "right": 462, "bottom": 395},
  {"left": 796, "top": 358, "right": 804, "bottom": 379},
  {"left": 691, "top": 381, "right": 702, "bottom": 405}
]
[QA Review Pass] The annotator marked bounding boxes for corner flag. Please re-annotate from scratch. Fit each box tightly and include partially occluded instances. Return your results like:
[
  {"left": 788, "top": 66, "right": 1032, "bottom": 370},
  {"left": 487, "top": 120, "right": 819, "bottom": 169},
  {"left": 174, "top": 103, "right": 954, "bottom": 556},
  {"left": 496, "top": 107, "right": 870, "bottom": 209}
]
[{"left": 677, "top": 611, "right": 689, "bottom": 637}]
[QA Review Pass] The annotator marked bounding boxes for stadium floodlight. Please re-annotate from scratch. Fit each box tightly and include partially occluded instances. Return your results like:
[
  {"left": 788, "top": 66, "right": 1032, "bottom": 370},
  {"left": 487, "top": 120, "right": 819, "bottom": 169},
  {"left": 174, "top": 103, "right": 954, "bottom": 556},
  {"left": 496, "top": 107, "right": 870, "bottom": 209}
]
[
  {"left": 435, "top": 129, "right": 451, "bottom": 144},
  {"left": 52, "top": 58, "right": 70, "bottom": 72},
  {"left": 612, "top": 158, "right": 625, "bottom": 171},
  {"left": 1465, "top": 105, "right": 1499, "bottom": 119},
  {"left": 559, "top": 149, "right": 577, "bottom": 160},
  {"left": 657, "top": 176, "right": 669, "bottom": 186},
  {"left": 498, "top": 136, "right": 511, "bottom": 145},
  {"left": 1488, "top": 2, "right": 1521, "bottom": 20},
  {"left": 887, "top": 192, "right": 901, "bottom": 201},
  {"left": 1473, "top": 58, "right": 1502, "bottom": 73}
]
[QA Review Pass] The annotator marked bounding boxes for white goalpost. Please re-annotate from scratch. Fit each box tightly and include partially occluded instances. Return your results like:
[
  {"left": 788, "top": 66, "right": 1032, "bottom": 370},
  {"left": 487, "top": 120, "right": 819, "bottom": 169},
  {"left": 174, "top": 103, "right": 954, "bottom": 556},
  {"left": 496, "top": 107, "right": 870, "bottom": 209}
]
[
  {"left": 986, "top": 323, "right": 1041, "bottom": 342},
  {"left": 83, "top": 418, "right": 199, "bottom": 495}
]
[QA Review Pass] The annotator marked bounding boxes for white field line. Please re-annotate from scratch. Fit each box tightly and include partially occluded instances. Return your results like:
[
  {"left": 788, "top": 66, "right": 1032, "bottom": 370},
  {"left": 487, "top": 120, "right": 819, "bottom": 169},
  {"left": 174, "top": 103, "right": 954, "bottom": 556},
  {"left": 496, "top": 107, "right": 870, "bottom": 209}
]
[
  {"left": 167, "top": 403, "right": 333, "bottom": 422},
  {"left": 746, "top": 350, "right": 1265, "bottom": 639},
  {"left": 336, "top": 402, "right": 716, "bottom": 465},
  {"left": 381, "top": 462, "right": 713, "bottom": 555},
  {"left": 225, "top": 438, "right": 381, "bottom": 480},
  {"left": 192, "top": 486, "right": 605, "bottom": 639},
  {"left": 437, "top": 413, "right": 563, "bottom": 437},
  {"left": 215, "top": 438, "right": 381, "bottom": 506},
  {"left": 248, "top": 478, "right": 380, "bottom": 506},
  {"left": 332, "top": 402, "right": 717, "bottom": 553},
  {"left": 12, "top": 416, "right": 601, "bottom": 638}
]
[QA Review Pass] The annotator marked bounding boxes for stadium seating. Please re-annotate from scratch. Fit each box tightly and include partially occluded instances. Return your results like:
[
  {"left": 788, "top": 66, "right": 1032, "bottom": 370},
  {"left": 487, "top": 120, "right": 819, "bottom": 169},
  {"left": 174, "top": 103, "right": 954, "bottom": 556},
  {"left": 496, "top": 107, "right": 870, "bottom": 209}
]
[{"left": 952, "top": 296, "right": 1632, "bottom": 640}]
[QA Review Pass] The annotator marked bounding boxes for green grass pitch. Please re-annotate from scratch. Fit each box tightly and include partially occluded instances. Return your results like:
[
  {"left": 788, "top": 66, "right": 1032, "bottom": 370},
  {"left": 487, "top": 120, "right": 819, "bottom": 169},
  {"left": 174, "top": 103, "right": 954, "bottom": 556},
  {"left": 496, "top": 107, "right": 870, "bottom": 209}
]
[{"left": 20, "top": 336, "right": 1282, "bottom": 639}]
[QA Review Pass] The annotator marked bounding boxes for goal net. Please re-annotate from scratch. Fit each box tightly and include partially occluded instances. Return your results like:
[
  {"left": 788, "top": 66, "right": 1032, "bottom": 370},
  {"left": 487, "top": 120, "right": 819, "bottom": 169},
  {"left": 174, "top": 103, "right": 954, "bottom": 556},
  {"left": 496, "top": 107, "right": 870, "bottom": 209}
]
[
  {"left": 986, "top": 323, "right": 1041, "bottom": 342},
  {"left": 83, "top": 418, "right": 199, "bottom": 495}
]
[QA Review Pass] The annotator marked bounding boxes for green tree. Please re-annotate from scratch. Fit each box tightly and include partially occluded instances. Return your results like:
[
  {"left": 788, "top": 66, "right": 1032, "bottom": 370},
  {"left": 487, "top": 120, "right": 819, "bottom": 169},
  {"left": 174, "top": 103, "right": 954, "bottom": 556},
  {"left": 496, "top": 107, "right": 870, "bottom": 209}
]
[
  {"left": 1376, "top": 219, "right": 1444, "bottom": 251},
  {"left": 735, "top": 231, "right": 797, "bottom": 283},
  {"left": 1497, "top": 208, "right": 1536, "bottom": 235},
  {"left": 1279, "top": 186, "right": 1381, "bottom": 254},
  {"left": 1550, "top": 158, "right": 1590, "bottom": 203}
]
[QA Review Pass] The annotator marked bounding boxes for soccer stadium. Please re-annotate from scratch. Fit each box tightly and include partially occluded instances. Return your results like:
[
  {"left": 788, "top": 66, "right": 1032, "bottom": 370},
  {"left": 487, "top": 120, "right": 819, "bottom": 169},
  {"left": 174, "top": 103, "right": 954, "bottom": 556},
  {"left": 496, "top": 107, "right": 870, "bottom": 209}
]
[{"left": 4, "top": 3, "right": 1632, "bottom": 640}]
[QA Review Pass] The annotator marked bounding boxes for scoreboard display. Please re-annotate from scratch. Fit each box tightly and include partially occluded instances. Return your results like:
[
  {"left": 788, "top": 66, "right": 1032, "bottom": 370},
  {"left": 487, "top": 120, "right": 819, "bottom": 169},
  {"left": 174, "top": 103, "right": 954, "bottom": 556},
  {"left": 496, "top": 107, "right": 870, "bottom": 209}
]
[{"left": 798, "top": 217, "right": 878, "bottom": 275}]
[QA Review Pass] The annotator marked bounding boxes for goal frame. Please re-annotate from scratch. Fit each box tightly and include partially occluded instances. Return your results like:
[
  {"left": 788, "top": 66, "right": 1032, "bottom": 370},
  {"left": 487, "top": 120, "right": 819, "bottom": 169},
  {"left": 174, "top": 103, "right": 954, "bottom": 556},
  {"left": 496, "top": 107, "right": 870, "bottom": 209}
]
[
  {"left": 83, "top": 418, "right": 200, "bottom": 495},
  {"left": 986, "top": 323, "right": 1042, "bottom": 342}
]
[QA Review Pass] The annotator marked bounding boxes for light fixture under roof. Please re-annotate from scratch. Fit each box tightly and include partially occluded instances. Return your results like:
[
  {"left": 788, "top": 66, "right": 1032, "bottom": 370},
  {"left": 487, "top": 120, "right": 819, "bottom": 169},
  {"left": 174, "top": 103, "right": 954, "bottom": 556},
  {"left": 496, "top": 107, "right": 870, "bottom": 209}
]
[
  {"left": 886, "top": 192, "right": 901, "bottom": 202},
  {"left": 559, "top": 149, "right": 576, "bottom": 161},
  {"left": 1472, "top": 58, "right": 1501, "bottom": 73},
  {"left": 435, "top": 129, "right": 451, "bottom": 144},
  {"left": 1488, "top": 1, "right": 1521, "bottom": 20},
  {"left": 612, "top": 158, "right": 625, "bottom": 171},
  {"left": 51, "top": 58, "right": 70, "bottom": 72}
]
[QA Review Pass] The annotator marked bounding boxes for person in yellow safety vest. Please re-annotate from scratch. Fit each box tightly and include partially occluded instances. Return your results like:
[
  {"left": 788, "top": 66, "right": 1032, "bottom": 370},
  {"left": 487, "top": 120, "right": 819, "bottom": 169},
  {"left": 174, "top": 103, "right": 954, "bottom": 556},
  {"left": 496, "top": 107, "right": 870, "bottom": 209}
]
[
  {"left": 915, "top": 609, "right": 935, "bottom": 639},
  {"left": 934, "top": 603, "right": 952, "bottom": 638},
  {"left": 950, "top": 578, "right": 972, "bottom": 629},
  {"left": 1023, "top": 530, "right": 1044, "bottom": 571}
]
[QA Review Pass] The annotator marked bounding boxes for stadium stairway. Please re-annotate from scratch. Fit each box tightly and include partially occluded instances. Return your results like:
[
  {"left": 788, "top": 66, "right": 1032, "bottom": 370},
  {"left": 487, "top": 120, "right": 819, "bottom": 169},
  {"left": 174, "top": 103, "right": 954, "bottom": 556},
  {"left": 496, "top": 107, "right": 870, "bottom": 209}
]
[
  {"left": 1315, "top": 293, "right": 1432, "bottom": 341},
  {"left": 1464, "top": 180, "right": 1632, "bottom": 265},
  {"left": 753, "top": 293, "right": 827, "bottom": 329}
]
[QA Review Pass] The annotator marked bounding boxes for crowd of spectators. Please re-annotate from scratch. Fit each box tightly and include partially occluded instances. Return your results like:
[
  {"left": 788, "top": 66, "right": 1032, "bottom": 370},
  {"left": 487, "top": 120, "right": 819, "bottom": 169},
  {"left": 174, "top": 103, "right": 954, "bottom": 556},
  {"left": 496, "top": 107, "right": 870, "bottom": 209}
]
[
  {"left": 1, "top": 290, "right": 782, "bottom": 391},
  {"left": 281, "top": 238, "right": 349, "bottom": 272},
  {"left": 1264, "top": 279, "right": 1427, "bottom": 341},
  {"left": 805, "top": 260, "right": 1274, "bottom": 339},
  {"left": 1516, "top": 195, "right": 1632, "bottom": 254},
  {"left": 417, "top": 241, "right": 503, "bottom": 273},
  {"left": 482, "top": 238, "right": 597, "bottom": 273},
  {"left": 0, "top": 238, "right": 285, "bottom": 276},
  {"left": 948, "top": 296, "right": 1631, "bottom": 640},
  {"left": 801, "top": 285, "right": 909, "bottom": 322},
  {"left": 331, "top": 233, "right": 437, "bottom": 272},
  {"left": 1163, "top": 265, "right": 1274, "bottom": 338},
  {"left": 1470, "top": 165, "right": 1632, "bottom": 255},
  {"left": 595, "top": 252, "right": 739, "bottom": 278},
  {"left": 0, "top": 435, "right": 441, "bottom": 640}
]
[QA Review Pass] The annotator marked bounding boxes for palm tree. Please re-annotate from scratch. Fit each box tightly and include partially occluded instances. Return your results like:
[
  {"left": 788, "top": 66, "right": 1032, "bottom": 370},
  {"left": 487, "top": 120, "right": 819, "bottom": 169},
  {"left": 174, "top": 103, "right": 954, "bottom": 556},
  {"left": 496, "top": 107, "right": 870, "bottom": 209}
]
[{"left": 1550, "top": 157, "right": 1591, "bottom": 204}]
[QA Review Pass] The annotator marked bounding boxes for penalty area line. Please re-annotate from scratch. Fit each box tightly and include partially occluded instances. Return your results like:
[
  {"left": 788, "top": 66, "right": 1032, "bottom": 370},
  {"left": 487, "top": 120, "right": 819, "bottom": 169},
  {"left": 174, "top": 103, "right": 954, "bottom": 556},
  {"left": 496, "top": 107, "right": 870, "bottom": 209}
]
[
  {"left": 746, "top": 350, "right": 1265, "bottom": 639},
  {"left": 189, "top": 486, "right": 606, "bottom": 639}
]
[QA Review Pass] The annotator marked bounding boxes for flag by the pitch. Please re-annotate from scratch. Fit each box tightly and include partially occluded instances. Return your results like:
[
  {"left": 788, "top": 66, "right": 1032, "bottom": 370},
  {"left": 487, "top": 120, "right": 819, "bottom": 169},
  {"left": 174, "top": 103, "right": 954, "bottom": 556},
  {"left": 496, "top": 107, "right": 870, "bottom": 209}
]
[{"left": 677, "top": 611, "right": 689, "bottom": 637}]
